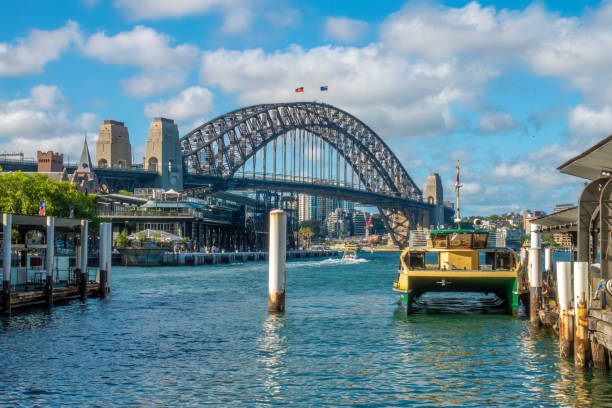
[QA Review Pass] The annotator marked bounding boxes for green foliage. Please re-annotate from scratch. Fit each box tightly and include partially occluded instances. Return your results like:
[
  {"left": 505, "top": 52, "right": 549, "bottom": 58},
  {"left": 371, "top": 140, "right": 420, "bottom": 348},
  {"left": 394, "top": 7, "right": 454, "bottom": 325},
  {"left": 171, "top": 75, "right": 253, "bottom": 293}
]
[
  {"left": 518, "top": 234, "right": 530, "bottom": 245},
  {"left": 137, "top": 232, "right": 146, "bottom": 243},
  {"left": 541, "top": 232, "right": 560, "bottom": 248},
  {"left": 299, "top": 219, "right": 320, "bottom": 237},
  {"left": 116, "top": 230, "right": 129, "bottom": 247},
  {"left": 0, "top": 171, "right": 98, "bottom": 225},
  {"left": 117, "top": 189, "right": 133, "bottom": 196},
  {"left": 181, "top": 236, "right": 189, "bottom": 243},
  {"left": 371, "top": 216, "right": 386, "bottom": 235}
]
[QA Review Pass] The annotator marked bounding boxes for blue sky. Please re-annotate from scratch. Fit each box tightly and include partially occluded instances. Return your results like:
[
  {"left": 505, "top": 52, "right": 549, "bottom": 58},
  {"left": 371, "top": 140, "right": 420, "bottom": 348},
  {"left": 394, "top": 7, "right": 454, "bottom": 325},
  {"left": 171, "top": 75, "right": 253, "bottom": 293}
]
[{"left": 1, "top": 0, "right": 611, "bottom": 215}]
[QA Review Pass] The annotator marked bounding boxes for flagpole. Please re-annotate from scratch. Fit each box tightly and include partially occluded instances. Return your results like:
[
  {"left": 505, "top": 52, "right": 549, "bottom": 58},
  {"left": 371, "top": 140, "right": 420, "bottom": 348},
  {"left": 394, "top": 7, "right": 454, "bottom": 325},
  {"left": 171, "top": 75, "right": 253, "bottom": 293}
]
[{"left": 454, "top": 160, "right": 462, "bottom": 225}]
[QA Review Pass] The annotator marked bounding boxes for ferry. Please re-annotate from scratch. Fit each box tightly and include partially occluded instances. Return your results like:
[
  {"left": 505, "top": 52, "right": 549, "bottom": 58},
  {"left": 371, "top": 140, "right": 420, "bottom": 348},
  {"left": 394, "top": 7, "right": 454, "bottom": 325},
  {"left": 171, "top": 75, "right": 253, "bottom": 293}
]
[
  {"left": 392, "top": 228, "right": 528, "bottom": 314},
  {"left": 342, "top": 243, "right": 359, "bottom": 261},
  {"left": 393, "top": 161, "right": 529, "bottom": 315}
]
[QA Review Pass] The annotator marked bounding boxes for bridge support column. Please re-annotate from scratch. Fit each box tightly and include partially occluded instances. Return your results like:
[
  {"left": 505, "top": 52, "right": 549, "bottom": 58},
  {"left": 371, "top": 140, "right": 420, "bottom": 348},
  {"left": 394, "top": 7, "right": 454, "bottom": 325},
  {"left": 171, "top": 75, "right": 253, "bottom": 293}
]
[{"left": 268, "top": 210, "right": 286, "bottom": 313}]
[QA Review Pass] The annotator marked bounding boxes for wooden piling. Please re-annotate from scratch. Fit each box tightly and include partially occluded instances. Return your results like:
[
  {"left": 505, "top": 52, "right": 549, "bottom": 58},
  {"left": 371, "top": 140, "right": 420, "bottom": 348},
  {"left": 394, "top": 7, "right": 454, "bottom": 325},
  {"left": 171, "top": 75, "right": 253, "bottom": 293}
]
[
  {"left": 45, "top": 216, "right": 54, "bottom": 307},
  {"left": 2, "top": 213, "right": 12, "bottom": 316},
  {"left": 268, "top": 210, "right": 286, "bottom": 313},
  {"left": 574, "top": 261, "right": 590, "bottom": 367},
  {"left": 528, "top": 247, "right": 542, "bottom": 327}
]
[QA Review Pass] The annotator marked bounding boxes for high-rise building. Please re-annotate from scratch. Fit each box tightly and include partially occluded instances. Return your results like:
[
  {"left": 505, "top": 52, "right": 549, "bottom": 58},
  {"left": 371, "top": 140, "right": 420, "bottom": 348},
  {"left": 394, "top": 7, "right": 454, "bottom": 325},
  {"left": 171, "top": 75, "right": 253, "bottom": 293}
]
[
  {"left": 96, "top": 120, "right": 132, "bottom": 169},
  {"left": 144, "top": 117, "right": 183, "bottom": 190},
  {"left": 298, "top": 194, "right": 316, "bottom": 222}
]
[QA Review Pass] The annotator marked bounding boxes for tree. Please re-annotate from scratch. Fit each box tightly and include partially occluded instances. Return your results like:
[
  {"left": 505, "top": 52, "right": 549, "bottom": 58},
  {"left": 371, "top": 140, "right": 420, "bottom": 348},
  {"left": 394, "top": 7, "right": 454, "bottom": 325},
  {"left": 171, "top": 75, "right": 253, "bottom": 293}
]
[
  {"left": 518, "top": 234, "right": 530, "bottom": 246},
  {"left": 116, "top": 230, "right": 129, "bottom": 247},
  {"left": 371, "top": 216, "right": 387, "bottom": 235},
  {"left": 299, "top": 219, "right": 320, "bottom": 238},
  {"left": 298, "top": 227, "right": 314, "bottom": 248},
  {"left": 0, "top": 171, "right": 98, "bottom": 226}
]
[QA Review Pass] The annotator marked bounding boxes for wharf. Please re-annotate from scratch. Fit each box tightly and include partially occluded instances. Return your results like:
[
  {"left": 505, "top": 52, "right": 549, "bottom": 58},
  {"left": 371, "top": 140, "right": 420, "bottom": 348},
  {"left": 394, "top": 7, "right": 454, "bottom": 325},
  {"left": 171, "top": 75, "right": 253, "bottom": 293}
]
[
  {"left": 119, "top": 249, "right": 338, "bottom": 266},
  {"left": 4, "top": 283, "right": 102, "bottom": 312}
]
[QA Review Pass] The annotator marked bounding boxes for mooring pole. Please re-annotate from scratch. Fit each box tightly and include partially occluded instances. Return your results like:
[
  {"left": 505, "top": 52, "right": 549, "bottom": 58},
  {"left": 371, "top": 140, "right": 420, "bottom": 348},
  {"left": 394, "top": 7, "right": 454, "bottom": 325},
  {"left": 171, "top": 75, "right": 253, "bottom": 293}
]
[
  {"left": 573, "top": 261, "right": 589, "bottom": 367},
  {"left": 98, "top": 222, "right": 107, "bottom": 299},
  {"left": 2, "top": 214, "right": 12, "bottom": 316},
  {"left": 528, "top": 247, "right": 542, "bottom": 326},
  {"left": 544, "top": 247, "right": 552, "bottom": 272},
  {"left": 268, "top": 210, "right": 286, "bottom": 313},
  {"left": 105, "top": 222, "right": 112, "bottom": 294},
  {"left": 45, "top": 216, "right": 55, "bottom": 308},
  {"left": 557, "top": 261, "right": 573, "bottom": 358},
  {"left": 80, "top": 219, "right": 88, "bottom": 301}
]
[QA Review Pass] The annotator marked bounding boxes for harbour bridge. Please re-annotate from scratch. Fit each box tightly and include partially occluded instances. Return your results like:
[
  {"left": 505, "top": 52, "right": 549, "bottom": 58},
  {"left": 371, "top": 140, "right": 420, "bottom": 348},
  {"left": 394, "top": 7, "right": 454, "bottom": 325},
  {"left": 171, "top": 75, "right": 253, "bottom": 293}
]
[
  {"left": 0, "top": 102, "right": 452, "bottom": 247},
  {"left": 179, "top": 102, "right": 450, "bottom": 247}
]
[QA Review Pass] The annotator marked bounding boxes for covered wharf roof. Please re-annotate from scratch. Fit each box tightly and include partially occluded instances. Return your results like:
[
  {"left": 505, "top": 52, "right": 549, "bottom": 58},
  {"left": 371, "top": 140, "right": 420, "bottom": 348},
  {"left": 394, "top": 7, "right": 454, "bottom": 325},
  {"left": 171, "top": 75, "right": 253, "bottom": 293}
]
[
  {"left": 558, "top": 134, "right": 612, "bottom": 180},
  {"left": 531, "top": 206, "right": 577, "bottom": 232}
]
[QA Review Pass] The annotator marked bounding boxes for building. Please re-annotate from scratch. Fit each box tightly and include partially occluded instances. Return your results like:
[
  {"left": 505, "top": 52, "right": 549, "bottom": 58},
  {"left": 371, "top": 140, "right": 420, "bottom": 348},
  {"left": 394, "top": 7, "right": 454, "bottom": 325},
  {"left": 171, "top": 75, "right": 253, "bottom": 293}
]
[
  {"left": 144, "top": 117, "right": 183, "bottom": 190},
  {"left": 96, "top": 120, "right": 132, "bottom": 168},
  {"left": 554, "top": 203, "right": 574, "bottom": 213},
  {"left": 70, "top": 137, "right": 99, "bottom": 194},
  {"left": 298, "top": 194, "right": 353, "bottom": 225},
  {"left": 350, "top": 210, "right": 366, "bottom": 236},
  {"left": 425, "top": 173, "right": 445, "bottom": 227},
  {"left": 298, "top": 194, "right": 315, "bottom": 222},
  {"left": 37, "top": 151, "right": 64, "bottom": 172},
  {"left": 326, "top": 208, "right": 351, "bottom": 238}
]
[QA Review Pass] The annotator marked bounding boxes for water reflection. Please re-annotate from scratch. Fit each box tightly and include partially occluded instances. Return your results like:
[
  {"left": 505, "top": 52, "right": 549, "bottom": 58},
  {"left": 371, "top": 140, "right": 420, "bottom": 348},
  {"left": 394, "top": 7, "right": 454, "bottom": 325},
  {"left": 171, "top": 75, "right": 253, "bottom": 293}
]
[{"left": 257, "top": 314, "right": 288, "bottom": 399}]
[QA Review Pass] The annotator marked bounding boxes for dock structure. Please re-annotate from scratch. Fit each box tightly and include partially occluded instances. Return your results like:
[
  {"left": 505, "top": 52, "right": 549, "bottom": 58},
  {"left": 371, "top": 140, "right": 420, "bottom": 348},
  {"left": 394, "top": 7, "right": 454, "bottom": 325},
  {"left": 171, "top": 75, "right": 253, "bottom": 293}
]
[
  {"left": 0, "top": 214, "right": 110, "bottom": 315},
  {"left": 118, "top": 248, "right": 337, "bottom": 266},
  {"left": 530, "top": 133, "right": 612, "bottom": 370}
]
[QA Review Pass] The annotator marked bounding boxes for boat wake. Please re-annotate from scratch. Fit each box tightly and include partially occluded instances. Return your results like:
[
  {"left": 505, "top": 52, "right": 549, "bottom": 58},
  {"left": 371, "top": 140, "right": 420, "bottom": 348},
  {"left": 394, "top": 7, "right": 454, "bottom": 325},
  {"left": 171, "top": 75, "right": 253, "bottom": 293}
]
[{"left": 287, "top": 257, "right": 369, "bottom": 268}]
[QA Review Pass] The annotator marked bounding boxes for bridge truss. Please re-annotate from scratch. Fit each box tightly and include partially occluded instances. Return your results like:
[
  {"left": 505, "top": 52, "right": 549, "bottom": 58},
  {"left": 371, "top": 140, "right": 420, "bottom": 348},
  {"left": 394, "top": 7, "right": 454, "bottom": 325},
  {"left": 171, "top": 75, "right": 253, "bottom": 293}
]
[{"left": 181, "top": 102, "right": 431, "bottom": 247}]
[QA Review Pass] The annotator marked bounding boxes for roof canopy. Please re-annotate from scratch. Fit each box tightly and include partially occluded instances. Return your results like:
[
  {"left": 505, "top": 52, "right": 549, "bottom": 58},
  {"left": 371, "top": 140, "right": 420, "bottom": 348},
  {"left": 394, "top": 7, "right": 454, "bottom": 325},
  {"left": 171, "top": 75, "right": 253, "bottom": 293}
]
[
  {"left": 558, "top": 134, "right": 612, "bottom": 180},
  {"left": 532, "top": 206, "right": 577, "bottom": 232}
]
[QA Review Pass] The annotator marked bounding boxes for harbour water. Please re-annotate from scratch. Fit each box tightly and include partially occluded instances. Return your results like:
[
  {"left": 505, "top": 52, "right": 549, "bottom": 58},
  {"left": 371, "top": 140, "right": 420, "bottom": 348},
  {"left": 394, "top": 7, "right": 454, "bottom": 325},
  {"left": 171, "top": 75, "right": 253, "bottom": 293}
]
[{"left": 1, "top": 252, "right": 611, "bottom": 406}]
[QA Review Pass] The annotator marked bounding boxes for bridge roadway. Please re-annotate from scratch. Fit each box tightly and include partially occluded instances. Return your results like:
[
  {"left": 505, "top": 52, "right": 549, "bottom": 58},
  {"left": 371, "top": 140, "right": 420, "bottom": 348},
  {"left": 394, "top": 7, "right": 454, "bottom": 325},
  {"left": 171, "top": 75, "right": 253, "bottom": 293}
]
[{"left": 183, "top": 173, "right": 434, "bottom": 210}]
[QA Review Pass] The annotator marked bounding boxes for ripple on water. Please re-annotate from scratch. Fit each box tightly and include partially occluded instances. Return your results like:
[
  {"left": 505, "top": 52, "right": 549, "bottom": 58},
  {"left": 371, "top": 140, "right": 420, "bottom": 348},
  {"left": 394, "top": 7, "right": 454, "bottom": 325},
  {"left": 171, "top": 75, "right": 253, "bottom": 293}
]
[{"left": 0, "top": 252, "right": 611, "bottom": 407}]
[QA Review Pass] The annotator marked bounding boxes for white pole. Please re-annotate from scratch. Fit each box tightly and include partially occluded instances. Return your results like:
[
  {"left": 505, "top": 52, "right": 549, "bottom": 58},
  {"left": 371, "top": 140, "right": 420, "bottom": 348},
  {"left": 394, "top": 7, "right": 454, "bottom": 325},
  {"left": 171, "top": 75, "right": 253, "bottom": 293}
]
[
  {"left": 528, "top": 248, "right": 542, "bottom": 288},
  {"left": 544, "top": 247, "right": 552, "bottom": 273},
  {"left": 106, "top": 222, "right": 112, "bottom": 293},
  {"left": 557, "top": 261, "right": 573, "bottom": 357},
  {"left": 268, "top": 210, "right": 287, "bottom": 312},
  {"left": 3, "top": 213, "right": 12, "bottom": 315},
  {"left": 530, "top": 222, "right": 541, "bottom": 249},
  {"left": 573, "top": 261, "right": 588, "bottom": 313},
  {"left": 99, "top": 222, "right": 106, "bottom": 297},
  {"left": 528, "top": 247, "right": 542, "bottom": 326},
  {"left": 80, "top": 219, "right": 88, "bottom": 281},
  {"left": 46, "top": 216, "right": 55, "bottom": 307}
]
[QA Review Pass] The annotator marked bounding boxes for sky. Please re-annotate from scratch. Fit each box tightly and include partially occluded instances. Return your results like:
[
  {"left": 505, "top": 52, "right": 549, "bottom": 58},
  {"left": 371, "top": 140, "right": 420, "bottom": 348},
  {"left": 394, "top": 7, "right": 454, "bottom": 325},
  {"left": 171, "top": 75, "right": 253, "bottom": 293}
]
[{"left": 1, "top": 0, "right": 611, "bottom": 216}]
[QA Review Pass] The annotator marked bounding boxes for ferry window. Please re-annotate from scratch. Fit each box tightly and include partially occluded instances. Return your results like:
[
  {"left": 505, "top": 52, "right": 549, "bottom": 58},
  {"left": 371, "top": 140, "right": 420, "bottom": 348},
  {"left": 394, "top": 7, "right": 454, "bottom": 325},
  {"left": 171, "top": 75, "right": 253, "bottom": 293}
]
[
  {"left": 407, "top": 252, "right": 425, "bottom": 269},
  {"left": 479, "top": 252, "right": 495, "bottom": 270},
  {"left": 425, "top": 252, "right": 439, "bottom": 268},
  {"left": 449, "top": 233, "right": 472, "bottom": 248},
  {"left": 495, "top": 253, "right": 512, "bottom": 270},
  {"left": 473, "top": 233, "right": 488, "bottom": 249},
  {"left": 432, "top": 234, "right": 448, "bottom": 248}
]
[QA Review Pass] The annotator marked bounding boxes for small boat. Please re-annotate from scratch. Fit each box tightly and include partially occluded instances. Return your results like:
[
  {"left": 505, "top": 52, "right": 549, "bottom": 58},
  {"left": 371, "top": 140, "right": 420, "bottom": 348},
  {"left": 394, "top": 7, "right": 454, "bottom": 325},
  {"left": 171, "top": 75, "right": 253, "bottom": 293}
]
[{"left": 342, "top": 244, "right": 359, "bottom": 260}]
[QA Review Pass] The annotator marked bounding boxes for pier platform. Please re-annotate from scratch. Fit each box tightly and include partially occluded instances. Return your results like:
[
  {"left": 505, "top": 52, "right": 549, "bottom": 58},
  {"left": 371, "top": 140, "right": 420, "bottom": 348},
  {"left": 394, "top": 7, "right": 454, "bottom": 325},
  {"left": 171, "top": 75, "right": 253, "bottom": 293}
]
[{"left": 119, "top": 249, "right": 338, "bottom": 266}]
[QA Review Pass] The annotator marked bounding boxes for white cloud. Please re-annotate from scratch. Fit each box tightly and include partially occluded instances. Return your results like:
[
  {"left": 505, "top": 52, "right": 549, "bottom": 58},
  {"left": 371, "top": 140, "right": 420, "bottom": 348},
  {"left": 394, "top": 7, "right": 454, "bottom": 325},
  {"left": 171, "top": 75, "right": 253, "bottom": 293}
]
[
  {"left": 568, "top": 105, "right": 612, "bottom": 140},
  {"left": 82, "top": 26, "right": 197, "bottom": 69},
  {"left": 380, "top": 2, "right": 554, "bottom": 60},
  {"left": 0, "top": 85, "right": 98, "bottom": 158},
  {"left": 143, "top": 86, "right": 214, "bottom": 122},
  {"left": 266, "top": 8, "right": 301, "bottom": 28},
  {"left": 477, "top": 111, "right": 517, "bottom": 134},
  {"left": 113, "top": 0, "right": 255, "bottom": 34},
  {"left": 199, "top": 45, "right": 495, "bottom": 138},
  {"left": 0, "top": 21, "right": 81, "bottom": 76},
  {"left": 325, "top": 17, "right": 369, "bottom": 42},
  {"left": 121, "top": 67, "right": 189, "bottom": 98},
  {"left": 82, "top": 26, "right": 198, "bottom": 97}
]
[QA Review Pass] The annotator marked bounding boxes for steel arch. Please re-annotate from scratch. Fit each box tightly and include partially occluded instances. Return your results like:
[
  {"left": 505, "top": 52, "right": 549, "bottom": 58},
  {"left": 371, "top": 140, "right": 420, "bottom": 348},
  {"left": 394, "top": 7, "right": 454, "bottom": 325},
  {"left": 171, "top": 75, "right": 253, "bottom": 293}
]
[{"left": 181, "top": 102, "right": 422, "bottom": 200}]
